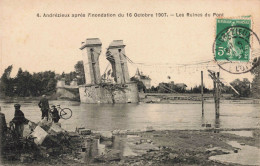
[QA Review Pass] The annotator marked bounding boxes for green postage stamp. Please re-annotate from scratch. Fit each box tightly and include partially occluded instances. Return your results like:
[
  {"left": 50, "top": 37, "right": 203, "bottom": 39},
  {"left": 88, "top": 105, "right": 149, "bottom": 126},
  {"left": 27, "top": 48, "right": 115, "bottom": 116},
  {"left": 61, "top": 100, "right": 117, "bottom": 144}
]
[{"left": 215, "top": 18, "right": 251, "bottom": 62}]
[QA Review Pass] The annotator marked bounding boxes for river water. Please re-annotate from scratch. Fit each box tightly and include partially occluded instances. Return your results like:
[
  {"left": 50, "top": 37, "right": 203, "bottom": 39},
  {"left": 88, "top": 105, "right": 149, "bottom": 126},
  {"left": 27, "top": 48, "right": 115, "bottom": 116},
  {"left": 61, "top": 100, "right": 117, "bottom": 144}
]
[{"left": 0, "top": 100, "right": 259, "bottom": 131}]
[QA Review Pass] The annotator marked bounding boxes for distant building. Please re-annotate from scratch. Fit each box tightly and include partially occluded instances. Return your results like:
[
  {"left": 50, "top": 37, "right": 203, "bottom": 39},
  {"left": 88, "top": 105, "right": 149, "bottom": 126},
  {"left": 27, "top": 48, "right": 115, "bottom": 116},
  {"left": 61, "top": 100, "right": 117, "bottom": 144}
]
[{"left": 134, "top": 68, "right": 151, "bottom": 89}]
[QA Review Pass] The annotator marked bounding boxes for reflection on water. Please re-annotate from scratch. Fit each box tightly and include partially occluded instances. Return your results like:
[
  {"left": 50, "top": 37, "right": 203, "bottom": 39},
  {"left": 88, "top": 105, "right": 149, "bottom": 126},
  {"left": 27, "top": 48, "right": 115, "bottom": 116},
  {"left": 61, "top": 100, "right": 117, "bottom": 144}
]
[
  {"left": 215, "top": 117, "right": 220, "bottom": 128},
  {"left": 0, "top": 100, "right": 259, "bottom": 131}
]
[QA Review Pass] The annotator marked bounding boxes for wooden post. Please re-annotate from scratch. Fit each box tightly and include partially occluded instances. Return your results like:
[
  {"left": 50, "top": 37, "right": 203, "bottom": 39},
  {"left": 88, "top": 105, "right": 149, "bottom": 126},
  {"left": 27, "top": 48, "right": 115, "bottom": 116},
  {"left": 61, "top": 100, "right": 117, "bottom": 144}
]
[
  {"left": 216, "top": 72, "right": 220, "bottom": 117},
  {"left": 201, "top": 71, "right": 204, "bottom": 115},
  {"left": 213, "top": 73, "right": 217, "bottom": 116},
  {"left": 208, "top": 70, "right": 221, "bottom": 118}
]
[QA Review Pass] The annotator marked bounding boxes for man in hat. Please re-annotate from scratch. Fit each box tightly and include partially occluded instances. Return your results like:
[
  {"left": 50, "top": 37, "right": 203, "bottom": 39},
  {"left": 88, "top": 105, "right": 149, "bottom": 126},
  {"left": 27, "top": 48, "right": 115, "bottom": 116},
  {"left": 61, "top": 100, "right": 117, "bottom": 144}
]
[
  {"left": 38, "top": 95, "right": 50, "bottom": 120},
  {"left": 10, "top": 104, "right": 28, "bottom": 138},
  {"left": 50, "top": 105, "right": 60, "bottom": 123}
]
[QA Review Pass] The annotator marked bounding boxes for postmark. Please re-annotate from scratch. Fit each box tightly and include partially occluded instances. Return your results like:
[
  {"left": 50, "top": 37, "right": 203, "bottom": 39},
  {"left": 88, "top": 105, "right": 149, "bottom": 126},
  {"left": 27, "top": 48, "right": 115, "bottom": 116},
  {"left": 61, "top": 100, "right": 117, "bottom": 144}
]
[{"left": 213, "top": 18, "right": 260, "bottom": 74}]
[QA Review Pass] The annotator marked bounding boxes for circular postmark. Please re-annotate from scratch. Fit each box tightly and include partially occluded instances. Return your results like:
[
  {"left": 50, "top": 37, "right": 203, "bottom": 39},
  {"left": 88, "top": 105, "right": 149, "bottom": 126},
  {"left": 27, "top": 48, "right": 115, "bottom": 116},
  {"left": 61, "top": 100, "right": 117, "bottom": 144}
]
[{"left": 213, "top": 25, "right": 260, "bottom": 74}]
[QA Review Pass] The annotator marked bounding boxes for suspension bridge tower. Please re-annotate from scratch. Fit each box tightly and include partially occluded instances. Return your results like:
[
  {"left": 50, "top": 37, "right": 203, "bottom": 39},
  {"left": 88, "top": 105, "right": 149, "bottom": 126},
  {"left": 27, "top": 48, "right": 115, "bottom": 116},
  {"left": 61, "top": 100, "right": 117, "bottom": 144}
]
[
  {"left": 106, "top": 40, "right": 130, "bottom": 84},
  {"left": 80, "top": 38, "right": 102, "bottom": 84},
  {"left": 78, "top": 38, "right": 139, "bottom": 103}
]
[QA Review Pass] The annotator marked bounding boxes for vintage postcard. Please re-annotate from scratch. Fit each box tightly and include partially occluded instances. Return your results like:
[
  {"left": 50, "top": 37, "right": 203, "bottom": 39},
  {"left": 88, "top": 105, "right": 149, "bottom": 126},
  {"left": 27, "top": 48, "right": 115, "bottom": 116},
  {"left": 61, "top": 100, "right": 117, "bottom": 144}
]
[{"left": 0, "top": 0, "right": 259, "bottom": 165}]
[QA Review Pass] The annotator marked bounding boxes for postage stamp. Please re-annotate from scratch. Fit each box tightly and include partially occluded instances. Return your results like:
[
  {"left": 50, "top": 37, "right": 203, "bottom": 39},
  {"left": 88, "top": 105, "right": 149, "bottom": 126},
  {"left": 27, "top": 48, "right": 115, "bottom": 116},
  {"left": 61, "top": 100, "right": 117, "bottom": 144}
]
[
  {"left": 213, "top": 18, "right": 260, "bottom": 74},
  {"left": 215, "top": 18, "right": 251, "bottom": 62}
]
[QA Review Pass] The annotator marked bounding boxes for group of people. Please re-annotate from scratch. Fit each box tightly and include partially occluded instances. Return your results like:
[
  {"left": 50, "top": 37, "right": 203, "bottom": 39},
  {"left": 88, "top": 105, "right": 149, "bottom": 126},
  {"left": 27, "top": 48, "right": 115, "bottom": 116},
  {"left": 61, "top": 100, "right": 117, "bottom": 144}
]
[
  {"left": 38, "top": 95, "right": 60, "bottom": 123},
  {"left": 0, "top": 95, "right": 60, "bottom": 140}
]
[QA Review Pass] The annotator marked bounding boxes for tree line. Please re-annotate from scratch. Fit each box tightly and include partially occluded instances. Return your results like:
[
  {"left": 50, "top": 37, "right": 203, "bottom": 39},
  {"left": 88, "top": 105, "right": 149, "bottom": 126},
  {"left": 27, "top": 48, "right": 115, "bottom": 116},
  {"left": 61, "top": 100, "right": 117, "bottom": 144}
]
[
  {"left": 0, "top": 61, "right": 85, "bottom": 97},
  {"left": 0, "top": 66, "right": 57, "bottom": 97},
  {"left": 1, "top": 58, "right": 258, "bottom": 98},
  {"left": 134, "top": 78, "right": 253, "bottom": 98}
]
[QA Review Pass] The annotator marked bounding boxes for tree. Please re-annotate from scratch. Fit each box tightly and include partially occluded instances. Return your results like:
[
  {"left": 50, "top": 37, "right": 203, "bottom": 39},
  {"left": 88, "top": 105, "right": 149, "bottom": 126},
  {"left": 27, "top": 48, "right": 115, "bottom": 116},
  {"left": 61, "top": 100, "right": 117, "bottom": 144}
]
[
  {"left": 191, "top": 85, "right": 200, "bottom": 93},
  {"left": 149, "top": 86, "right": 158, "bottom": 93},
  {"left": 40, "top": 71, "right": 57, "bottom": 95},
  {"left": 189, "top": 85, "right": 210, "bottom": 93},
  {"left": 57, "top": 61, "right": 85, "bottom": 86},
  {"left": 0, "top": 65, "right": 14, "bottom": 96},
  {"left": 173, "top": 84, "right": 187, "bottom": 93},
  {"left": 1, "top": 66, "right": 57, "bottom": 97},
  {"left": 222, "top": 85, "right": 233, "bottom": 94},
  {"left": 74, "top": 61, "right": 85, "bottom": 85},
  {"left": 14, "top": 68, "right": 33, "bottom": 97},
  {"left": 251, "top": 57, "right": 260, "bottom": 98},
  {"left": 31, "top": 73, "right": 43, "bottom": 96},
  {"left": 64, "top": 72, "right": 77, "bottom": 85},
  {"left": 230, "top": 78, "right": 251, "bottom": 97}
]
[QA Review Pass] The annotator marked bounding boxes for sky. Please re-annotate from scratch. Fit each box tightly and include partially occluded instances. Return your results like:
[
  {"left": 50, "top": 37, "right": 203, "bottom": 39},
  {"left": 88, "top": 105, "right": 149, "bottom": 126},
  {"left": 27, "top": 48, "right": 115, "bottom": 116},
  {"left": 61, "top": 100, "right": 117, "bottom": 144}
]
[{"left": 0, "top": 0, "right": 259, "bottom": 88}]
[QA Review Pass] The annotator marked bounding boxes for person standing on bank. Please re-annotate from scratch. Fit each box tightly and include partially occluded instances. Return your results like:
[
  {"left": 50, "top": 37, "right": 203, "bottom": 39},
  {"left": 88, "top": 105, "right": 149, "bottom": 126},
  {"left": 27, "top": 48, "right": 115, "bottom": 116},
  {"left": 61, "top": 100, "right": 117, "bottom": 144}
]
[
  {"left": 50, "top": 105, "right": 60, "bottom": 123},
  {"left": 0, "top": 106, "right": 7, "bottom": 144},
  {"left": 38, "top": 95, "right": 50, "bottom": 120},
  {"left": 10, "top": 104, "right": 29, "bottom": 138},
  {"left": 0, "top": 106, "right": 7, "bottom": 157}
]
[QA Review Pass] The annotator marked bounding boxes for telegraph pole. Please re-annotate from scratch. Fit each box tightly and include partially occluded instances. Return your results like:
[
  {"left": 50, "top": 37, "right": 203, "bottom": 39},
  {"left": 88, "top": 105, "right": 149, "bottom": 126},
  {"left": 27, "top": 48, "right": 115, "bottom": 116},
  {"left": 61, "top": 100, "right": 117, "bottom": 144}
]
[
  {"left": 213, "top": 72, "right": 217, "bottom": 116},
  {"left": 201, "top": 71, "right": 204, "bottom": 115},
  {"left": 208, "top": 70, "right": 221, "bottom": 117}
]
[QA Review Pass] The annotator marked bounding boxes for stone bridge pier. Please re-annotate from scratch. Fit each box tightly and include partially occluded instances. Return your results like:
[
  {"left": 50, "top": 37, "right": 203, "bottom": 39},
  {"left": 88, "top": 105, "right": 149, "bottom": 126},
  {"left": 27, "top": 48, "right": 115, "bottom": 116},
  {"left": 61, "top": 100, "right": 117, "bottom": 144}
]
[{"left": 78, "top": 38, "right": 139, "bottom": 104}]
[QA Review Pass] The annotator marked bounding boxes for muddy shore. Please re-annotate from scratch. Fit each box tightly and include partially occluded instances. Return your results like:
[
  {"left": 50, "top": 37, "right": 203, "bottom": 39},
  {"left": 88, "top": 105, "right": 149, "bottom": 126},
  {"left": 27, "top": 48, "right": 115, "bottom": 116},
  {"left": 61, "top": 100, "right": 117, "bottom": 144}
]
[{"left": 2, "top": 128, "right": 259, "bottom": 166}]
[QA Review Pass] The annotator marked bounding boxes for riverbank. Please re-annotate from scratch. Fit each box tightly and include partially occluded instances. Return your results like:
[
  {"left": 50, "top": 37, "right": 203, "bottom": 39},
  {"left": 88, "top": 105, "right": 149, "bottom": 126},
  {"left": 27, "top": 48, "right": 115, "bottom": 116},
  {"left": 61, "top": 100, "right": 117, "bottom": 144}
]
[
  {"left": 139, "top": 93, "right": 260, "bottom": 104},
  {"left": 2, "top": 128, "right": 259, "bottom": 166},
  {"left": 0, "top": 95, "right": 58, "bottom": 102},
  {"left": 1, "top": 93, "right": 259, "bottom": 104}
]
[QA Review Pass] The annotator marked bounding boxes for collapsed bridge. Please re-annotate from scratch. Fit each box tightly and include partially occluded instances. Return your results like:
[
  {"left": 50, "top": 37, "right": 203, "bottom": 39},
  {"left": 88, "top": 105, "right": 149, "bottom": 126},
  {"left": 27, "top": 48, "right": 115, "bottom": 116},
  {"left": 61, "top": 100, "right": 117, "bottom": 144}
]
[{"left": 79, "top": 38, "right": 139, "bottom": 103}]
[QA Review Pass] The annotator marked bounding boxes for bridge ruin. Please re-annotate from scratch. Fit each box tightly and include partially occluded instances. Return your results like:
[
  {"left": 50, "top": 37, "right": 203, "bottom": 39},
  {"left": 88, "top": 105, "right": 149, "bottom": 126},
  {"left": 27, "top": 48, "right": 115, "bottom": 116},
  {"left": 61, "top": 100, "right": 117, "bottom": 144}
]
[{"left": 78, "top": 38, "right": 139, "bottom": 103}]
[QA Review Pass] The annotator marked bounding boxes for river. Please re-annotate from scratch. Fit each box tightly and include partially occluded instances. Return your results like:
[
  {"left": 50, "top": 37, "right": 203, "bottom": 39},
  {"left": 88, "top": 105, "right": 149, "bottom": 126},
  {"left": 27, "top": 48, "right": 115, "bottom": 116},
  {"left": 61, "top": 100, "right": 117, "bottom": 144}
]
[{"left": 0, "top": 100, "right": 259, "bottom": 131}]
